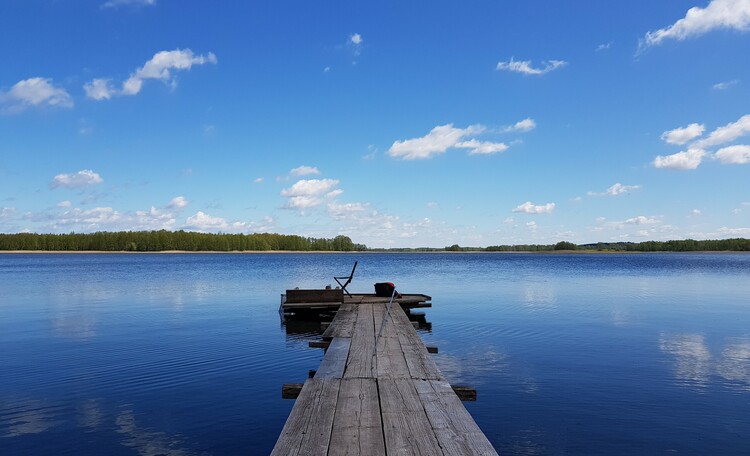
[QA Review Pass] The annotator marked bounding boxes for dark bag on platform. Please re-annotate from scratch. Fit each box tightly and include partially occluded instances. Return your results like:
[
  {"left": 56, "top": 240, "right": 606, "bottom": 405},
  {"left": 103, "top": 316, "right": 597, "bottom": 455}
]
[{"left": 374, "top": 282, "right": 400, "bottom": 298}]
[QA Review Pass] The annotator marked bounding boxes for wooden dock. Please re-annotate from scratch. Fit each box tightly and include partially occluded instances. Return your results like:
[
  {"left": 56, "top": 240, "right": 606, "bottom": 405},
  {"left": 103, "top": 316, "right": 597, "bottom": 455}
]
[{"left": 272, "top": 299, "right": 498, "bottom": 455}]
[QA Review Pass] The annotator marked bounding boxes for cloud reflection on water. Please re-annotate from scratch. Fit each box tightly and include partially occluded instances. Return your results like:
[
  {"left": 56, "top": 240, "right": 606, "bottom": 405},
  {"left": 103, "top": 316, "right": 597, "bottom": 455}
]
[{"left": 659, "top": 333, "right": 750, "bottom": 392}]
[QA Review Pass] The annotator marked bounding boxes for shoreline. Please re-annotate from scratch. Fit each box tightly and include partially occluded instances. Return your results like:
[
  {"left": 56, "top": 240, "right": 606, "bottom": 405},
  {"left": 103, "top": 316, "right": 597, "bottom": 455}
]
[{"left": 0, "top": 250, "right": 746, "bottom": 254}]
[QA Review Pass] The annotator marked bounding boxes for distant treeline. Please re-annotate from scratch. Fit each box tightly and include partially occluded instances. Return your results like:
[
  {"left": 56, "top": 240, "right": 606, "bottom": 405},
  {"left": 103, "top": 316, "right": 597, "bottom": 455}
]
[
  {"left": 0, "top": 231, "right": 367, "bottom": 252},
  {"left": 1, "top": 231, "right": 748, "bottom": 252},
  {"left": 485, "top": 239, "right": 750, "bottom": 252}
]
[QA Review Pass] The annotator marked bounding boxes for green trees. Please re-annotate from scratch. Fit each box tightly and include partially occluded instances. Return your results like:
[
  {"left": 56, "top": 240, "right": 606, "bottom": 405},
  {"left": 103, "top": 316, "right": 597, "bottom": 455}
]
[
  {"left": 0, "top": 230, "right": 366, "bottom": 252},
  {"left": 554, "top": 241, "right": 577, "bottom": 250}
]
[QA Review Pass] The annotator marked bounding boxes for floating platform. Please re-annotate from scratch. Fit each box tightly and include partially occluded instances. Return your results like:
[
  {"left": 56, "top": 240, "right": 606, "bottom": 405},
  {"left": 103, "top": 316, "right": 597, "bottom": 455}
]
[
  {"left": 281, "top": 289, "right": 433, "bottom": 311},
  {"left": 272, "top": 298, "right": 498, "bottom": 455}
]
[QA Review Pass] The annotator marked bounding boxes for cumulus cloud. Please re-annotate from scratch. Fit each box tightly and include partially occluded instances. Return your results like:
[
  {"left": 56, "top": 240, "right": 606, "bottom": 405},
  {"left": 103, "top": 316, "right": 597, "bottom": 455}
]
[
  {"left": 184, "top": 211, "right": 226, "bottom": 231},
  {"left": 717, "top": 226, "right": 750, "bottom": 236},
  {"left": 596, "top": 42, "right": 612, "bottom": 52},
  {"left": 1, "top": 77, "right": 73, "bottom": 113},
  {"left": 503, "top": 118, "right": 536, "bottom": 133},
  {"left": 83, "top": 79, "right": 116, "bottom": 100},
  {"left": 625, "top": 215, "right": 660, "bottom": 225},
  {"left": 350, "top": 33, "right": 363, "bottom": 45},
  {"left": 691, "top": 209, "right": 703, "bottom": 216},
  {"left": 589, "top": 183, "right": 641, "bottom": 196},
  {"left": 388, "top": 124, "right": 485, "bottom": 160},
  {"left": 455, "top": 139, "right": 509, "bottom": 155},
  {"left": 496, "top": 57, "right": 567, "bottom": 75},
  {"left": 50, "top": 170, "right": 104, "bottom": 189},
  {"left": 57, "top": 201, "right": 72, "bottom": 208},
  {"left": 254, "top": 177, "right": 264, "bottom": 184},
  {"left": 653, "top": 148, "right": 706, "bottom": 170},
  {"left": 86, "top": 49, "right": 217, "bottom": 100},
  {"left": 661, "top": 123, "right": 705, "bottom": 145},
  {"left": 714, "top": 145, "right": 750, "bottom": 164},
  {"left": 167, "top": 196, "right": 189, "bottom": 209},
  {"left": 281, "top": 178, "right": 340, "bottom": 209},
  {"left": 639, "top": 0, "right": 750, "bottom": 51},
  {"left": 328, "top": 202, "right": 369, "bottom": 220},
  {"left": 290, "top": 165, "right": 320, "bottom": 176},
  {"left": 694, "top": 114, "right": 750, "bottom": 148},
  {"left": 513, "top": 201, "right": 555, "bottom": 214}
]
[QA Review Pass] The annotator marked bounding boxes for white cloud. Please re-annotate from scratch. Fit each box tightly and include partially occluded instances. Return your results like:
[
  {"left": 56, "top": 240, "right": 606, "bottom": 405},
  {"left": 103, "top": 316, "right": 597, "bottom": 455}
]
[
  {"left": 653, "top": 148, "right": 706, "bottom": 170},
  {"left": 625, "top": 215, "right": 660, "bottom": 225},
  {"left": 713, "top": 79, "right": 739, "bottom": 90},
  {"left": 426, "top": 202, "right": 439, "bottom": 209},
  {"left": 350, "top": 33, "right": 363, "bottom": 45},
  {"left": 168, "top": 196, "right": 189, "bottom": 209},
  {"left": 50, "top": 170, "right": 104, "bottom": 189},
  {"left": 714, "top": 144, "right": 750, "bottom": 164},
  {"left": 694, "top": 114, "right": 750, "bottom": 148},
  {"left": 102, "top": 0, "right": 155, "bottom": 8},
  {"left": 525, "top": 221, "right": 538, "bottom": 230},
  {"left": 691, "top": 209, "right": 702, "bottom": 216},
  {"left": 513, "top": 201, "right": 555, "bottom": 214},
  {"left": 717, "top": 226, "right": 750, "bottom": 236},
  {"left": 57, "top": 201, "right": 72, "bottom": 208},
  {"left": 184, "top": 211, "right": 227, "bottom": 231},
  {"left": 328, "top": 202, "right": 369, "bottom": 220},
  {"left": 640, "top": 0, "right": 750, "bottom": 50},
  {"left": 254, "top": 177, "right": 264, "bottom": 183},
  {"left": 588, "top": 183, "right": 641, "bottom": 196},
  {"left": 281, "top": 178, "right": 340, "bottom": 209},
  {"left": 87, "top": 49, "right": 217, "bottom": 100},
  {"left": 661, "top": 123, "right": 705, "bottom": 145},
  {"left": 455, "top": 139, "right": 509, "bottom": 155},
  {"left": 496, "top": 57, "right": 567, "bottom": 75},
  {"left": 596, "top": 42, "right": 612, "bottom": 51},
  {"left": 388, "top": 124, "right": 484, "bottom": 160},
  {"left": 290, "top": 165, "right": 320, "bottom": 176},
  {"left": 1, "top": 77, "right": 73, "bottom": 113},
  {"left": 83, "top": 79, "right": 116, "bottom": 100},
  {"left": 503, "top": 118, "right": 536, "bottom": 133}
]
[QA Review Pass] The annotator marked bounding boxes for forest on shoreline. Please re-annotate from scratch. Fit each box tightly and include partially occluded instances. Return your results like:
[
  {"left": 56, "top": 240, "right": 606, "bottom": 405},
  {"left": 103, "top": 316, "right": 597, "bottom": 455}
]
[{"left": 1, "top": 231, "right": 749, "bottom": 252}]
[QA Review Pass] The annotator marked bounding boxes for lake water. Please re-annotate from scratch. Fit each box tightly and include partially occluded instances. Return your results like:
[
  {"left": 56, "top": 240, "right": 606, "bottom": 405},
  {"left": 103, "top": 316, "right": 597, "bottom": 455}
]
[{"left": 1, "top": 252, "right": 749, "bottom": 455}]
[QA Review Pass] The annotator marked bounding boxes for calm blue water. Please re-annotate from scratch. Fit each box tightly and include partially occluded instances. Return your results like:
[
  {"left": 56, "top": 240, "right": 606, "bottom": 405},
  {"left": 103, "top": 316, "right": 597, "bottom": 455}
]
[{"left": 1, "top": 253, "right": 749, "bottom": 455}]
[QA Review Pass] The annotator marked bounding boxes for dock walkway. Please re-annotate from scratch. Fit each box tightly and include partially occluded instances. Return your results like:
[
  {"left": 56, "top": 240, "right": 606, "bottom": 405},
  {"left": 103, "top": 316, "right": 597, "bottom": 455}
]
[{"left": 272, "top": 300, "right": 498, "bottom": 455}]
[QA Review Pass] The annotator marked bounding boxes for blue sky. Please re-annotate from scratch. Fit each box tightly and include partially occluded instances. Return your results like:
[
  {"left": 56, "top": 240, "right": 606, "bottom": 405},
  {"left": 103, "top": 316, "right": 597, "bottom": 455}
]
[{"left": 1, "top": 0, "right": 749, "bottom": 247}]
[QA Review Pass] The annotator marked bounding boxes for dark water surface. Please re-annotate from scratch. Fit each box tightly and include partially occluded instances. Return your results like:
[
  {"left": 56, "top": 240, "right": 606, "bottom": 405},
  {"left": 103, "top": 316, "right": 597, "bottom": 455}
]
[{"left": 1, "top": 253, "right": 749, "bottom": 455}]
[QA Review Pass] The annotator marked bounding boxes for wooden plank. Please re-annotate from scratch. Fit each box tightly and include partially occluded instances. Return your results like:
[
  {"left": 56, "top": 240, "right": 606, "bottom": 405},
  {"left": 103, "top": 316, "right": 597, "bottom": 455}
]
[
  {"left": 286, "top": 288, "right": 343, "bottom": 303},
  {"left": 413, "top": 379, "right": 498, "bottom": 455},
  {"left": 328, "top": 378, "right": 385, "bottom": 456},
  {"left": 379, "top": 378, "right": 444, "bottom": 455},
  {"left": 322, "top": 303, "right": 358, "bottom": 339},
  {"left": 271, "top": 378, "right": 341, "bottom": 456},
  {"left": 315, "top": 337, "right": 351, "bottom": 379},
  {"left": 390, "top": 304, "right": 444, "bottom": 380},
  {"left": 344, "top": 304, "right": 376, "bottom": 378},
  {"left": 373, "top": 303, "right": 411, "bottom": 379}
]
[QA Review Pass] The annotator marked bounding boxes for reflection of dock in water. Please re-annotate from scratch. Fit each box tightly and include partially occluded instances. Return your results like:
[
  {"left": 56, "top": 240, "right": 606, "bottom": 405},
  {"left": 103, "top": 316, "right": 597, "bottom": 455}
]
[{"left": 274, "top": 288, "right": 498, "bottom": 455}]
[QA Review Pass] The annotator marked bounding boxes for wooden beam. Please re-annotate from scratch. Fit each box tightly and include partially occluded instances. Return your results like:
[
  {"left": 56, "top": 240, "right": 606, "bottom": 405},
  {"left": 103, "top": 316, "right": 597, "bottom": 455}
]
[
  {"left": 282, "top": 383, "right": 303, "bottom": 399},
  {"left": 426, "top": 345, "right": 438, "bottom": 354},
  {"left": 309, "top": 340, "right": 331, "bottom": 349},
  {"left": 451, "top": 385, "right": 477, "bottom": 401}
]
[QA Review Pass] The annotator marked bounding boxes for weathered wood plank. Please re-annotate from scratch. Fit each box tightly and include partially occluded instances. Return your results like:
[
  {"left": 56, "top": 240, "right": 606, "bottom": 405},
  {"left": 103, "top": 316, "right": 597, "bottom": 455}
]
[
  {"left": 322, "top": 303, "right": 358, "bottom": 339},
  {"left": 373, "top": 303, "right": 411, "bottom": 379},
  {"left": 328, "top": 378, "right": 385, "bottom": 456},
  {"left": 413, "top": 379, "right": 498, "bottom": 455},
  {"left": 286, "top": 288, "right": 343, "bottom": 303},
  {"left": 271, "top": 378, "right": 341, "bottom": 456},
  {"left": 344, "top": 304, "right": 376, "bottom": 378},
  {"left": 390, "top": 304, "right": 444, "bottom": 380},
  {"left": 379, "top": 378, "right": 445, "bottom": 455},
  {"left": 315, "top": 337, "right": 351, "bottom": 379}
]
